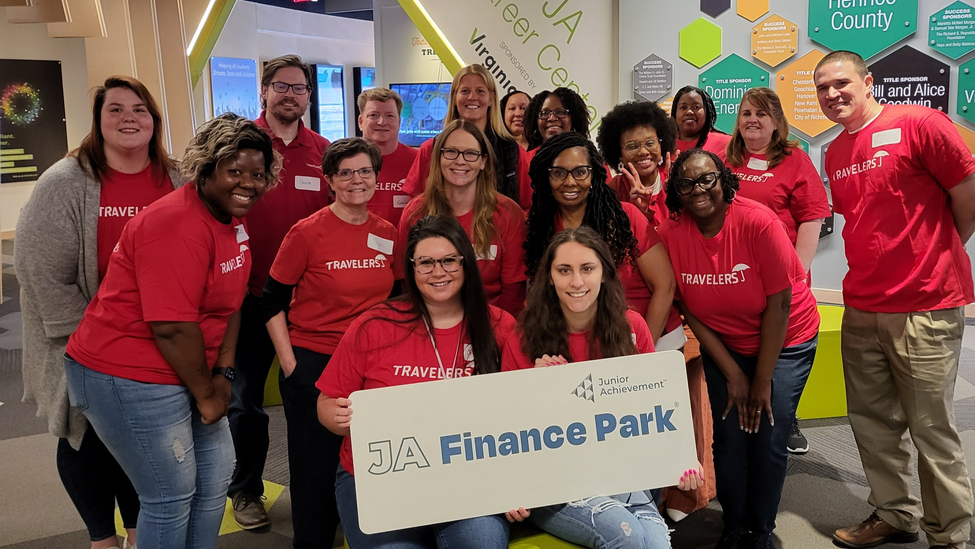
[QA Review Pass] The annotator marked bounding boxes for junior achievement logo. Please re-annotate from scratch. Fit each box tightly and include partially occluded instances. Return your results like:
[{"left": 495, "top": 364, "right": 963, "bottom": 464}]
[
  {"left": 572, "top": 373, "right": 668, "bottom": 402},
  {"left": 571, "top": 374, "right": 595, "bottom": 402}
]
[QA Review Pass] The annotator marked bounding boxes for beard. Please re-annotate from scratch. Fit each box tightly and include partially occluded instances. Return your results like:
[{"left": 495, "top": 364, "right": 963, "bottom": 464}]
[{"left": 269, "top": 100, "right": 305, "bottom": 124}]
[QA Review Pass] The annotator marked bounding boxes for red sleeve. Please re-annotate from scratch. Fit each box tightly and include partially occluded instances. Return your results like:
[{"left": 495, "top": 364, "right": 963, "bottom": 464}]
[
  {"left": 500, "top": 331, "right": 532, "bottom": 371},
  {"left": 316, "top": 314, "right": 369, "bottom": 397},
  {"left": 135, "top": 233, "right": 212, "bottom": 322},
  {"left": 269, "top": 225, "right": 310, "bottom": 285},
  {"left": 787, "top": 151, "right": 832, "bottom": 224},
  {"left": 397, "top": 197, "right": 424, "bottom": 262},
  {"left": 517, "top": 146, "right": 532, "bottom": 211},
  {"left": 402, "top": 139, "right": 433, "bottom": 196},
  {"left": 623, "top": 202, "right": 661, "bottom": 255},
  {"left": 626, "top": 310, "right": 655, "bottom": 353},
  {"left": 755, "top": 215, "right": 806, "bottom": 296},
  {"left": 916, "top": 110, "right": 975, "bottom": 190}
]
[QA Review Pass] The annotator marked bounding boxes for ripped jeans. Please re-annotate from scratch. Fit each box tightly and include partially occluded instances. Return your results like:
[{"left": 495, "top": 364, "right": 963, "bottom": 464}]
[
  {"left": 531, "top": 493, "right": 671, "bottom": 549},
  {"left": 64, "top": 356, "right": 235, "bottom": 549}
]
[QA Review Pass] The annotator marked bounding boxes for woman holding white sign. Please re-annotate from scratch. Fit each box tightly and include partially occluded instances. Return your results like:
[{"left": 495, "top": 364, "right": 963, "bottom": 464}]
[
  {"left": 501, "top": 227, "right": 703, "bottom": 549},
  {"left": 317, "top": 215, "right": 518, "bottom": 549}
]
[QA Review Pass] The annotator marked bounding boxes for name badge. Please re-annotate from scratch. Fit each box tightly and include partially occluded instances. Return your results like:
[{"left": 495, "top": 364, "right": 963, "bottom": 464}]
[
  {"left": 235, "top": 224, "right": 249, "bottom": 243},
  {"left": 393, "top": 195, "right": 410, "bottom": 209},
  {"left": 746, "top": 157, "right": 768, "bottom": 171},
  {"left": 295, "top": 175, "right": 322, "bottom": 192},
  {"left": 463, "top": 344, "right": 474, "bottom": 362},
  {"left": 872, "top": 128, "right": 901, "bottom": 148},
  {"left": 367, "top": 233, "right": 394, "bottom": 255},
  {"left": 476, "top": 244, "right": 498, "bottom": 261}
]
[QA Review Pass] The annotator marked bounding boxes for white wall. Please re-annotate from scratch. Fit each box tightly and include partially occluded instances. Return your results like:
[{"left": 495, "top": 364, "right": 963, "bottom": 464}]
[
  {"left": 0, "top": 12, "right": 90, "bottom": 233},
  {"left": 372, "top": 0, "right": 450, "bottom": 86}
]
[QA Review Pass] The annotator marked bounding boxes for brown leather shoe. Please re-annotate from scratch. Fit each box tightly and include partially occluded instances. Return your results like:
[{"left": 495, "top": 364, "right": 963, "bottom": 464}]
[
  {"left": 832, "top": 513, "right": 918, "bottom": 548},
  {"left": 231, "top": 491, "right": 271, "bottom": 530}
]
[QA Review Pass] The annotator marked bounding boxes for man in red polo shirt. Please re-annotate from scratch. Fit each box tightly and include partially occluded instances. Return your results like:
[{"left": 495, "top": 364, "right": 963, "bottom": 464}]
[
  {"left": 357, "top": 87, "right": 417, "bottom": 227},
  {"left": 815, "top": 50, "right": 975, "bottom": 549},
  {"left": 228, "top": 54, "right": 330, "bottom": 531}
]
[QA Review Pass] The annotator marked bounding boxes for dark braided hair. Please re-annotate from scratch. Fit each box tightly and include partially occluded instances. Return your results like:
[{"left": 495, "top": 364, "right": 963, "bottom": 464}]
[
  {"left": 664, "top": 148, "right": 739, "bottom": 220},
  {"left": 671, "top": 86, "right": 725, "bottom": 148},
  {"left": 524, "top": 131, "right": 639, "bottom": 279},
  {"left": 523, "top": 88, "right": 591, "bottom": 150}
]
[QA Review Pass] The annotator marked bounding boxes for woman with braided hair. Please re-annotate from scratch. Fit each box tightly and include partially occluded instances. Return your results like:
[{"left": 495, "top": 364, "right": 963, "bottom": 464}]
[
  {"left": 672, "top": 86, "right": 731, "bottom": 156},
  {"left": 524, "top": 132, "right": 677, "bottom": 349}
]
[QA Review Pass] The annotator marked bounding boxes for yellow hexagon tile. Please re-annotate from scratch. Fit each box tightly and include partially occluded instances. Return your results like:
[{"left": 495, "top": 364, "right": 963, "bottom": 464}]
[
  {"left": 752, "top": 14, "right": 799, "bottom": 67},
  {"left": 738, "top": 0, "right": 769, "bottom": 22}
]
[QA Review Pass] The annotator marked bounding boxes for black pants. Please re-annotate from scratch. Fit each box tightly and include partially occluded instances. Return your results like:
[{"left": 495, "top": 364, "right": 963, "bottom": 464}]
[
  {"left": 281, "top": 345, "right": 343, "bottom": 549},
  {"left": 57, "top": 427, "right": 140, "bottom": 542},
  {"left": 228, "top": 293, "right": 278, "bottom": 497}
]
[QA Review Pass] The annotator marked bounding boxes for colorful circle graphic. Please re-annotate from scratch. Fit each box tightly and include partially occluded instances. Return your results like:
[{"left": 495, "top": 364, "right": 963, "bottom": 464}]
[{"left": 1, "top": 83, "right": 42, "bottom": 126}]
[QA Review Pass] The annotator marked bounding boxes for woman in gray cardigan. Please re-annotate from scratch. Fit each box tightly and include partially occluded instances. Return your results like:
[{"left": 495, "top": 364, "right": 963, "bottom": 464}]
[{"left": 17, "top": 75, "right": 181, "bottom": 549}]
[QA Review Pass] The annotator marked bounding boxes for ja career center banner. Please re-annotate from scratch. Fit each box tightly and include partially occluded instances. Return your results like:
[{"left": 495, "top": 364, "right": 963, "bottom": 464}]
[
  {"left": 414, "top": 0, "right": 613, "bottom": 131},
  {"left": 350, "top": 351, "right": 697, "bottom": 534}
]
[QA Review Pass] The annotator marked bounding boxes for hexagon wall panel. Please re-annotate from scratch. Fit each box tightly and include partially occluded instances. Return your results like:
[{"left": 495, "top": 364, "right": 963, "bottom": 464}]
[
  {"left": 820, "top": 138, "right": 835, "bottom": 188},
  {"left": 808, "top": 0, "right": 919, "bottom": 60},
  {"left": 701, "top": 0, "right": 731, "bottom": 18},
  {"left": 789, "top": 133, "right": 810, "bottom": 154},
  {"left": 752, "top": 14, "right": 798, "bottom": 67},
  {"left": 929, "top": 1, "right": 975, "bottom": 60},
  {"left": 956, "top": 57, "right": 975, "bottom": 124},
  {"left": 699, "top": 54, "right": 768, "bottom": 133},
  {"left": 659, "top": 96, "right": 675, "bottom": 116},
  {"left": 738, "top": 0, "right": 769, "bottom": 22},
  {"left": 869, "top": 45, "right": 950, "bottom": 112},
  {"left": 633, "top": 54, "right": 674, "bottom": 102},
  {"left": 777, "top": 50, "right": 836, "bottom": 137},
  {"left": 952, "top": 121, "right": 975, "bottom": 156},
  {"left": 680, "top": 18, "right": 722, "bottom": 68}
]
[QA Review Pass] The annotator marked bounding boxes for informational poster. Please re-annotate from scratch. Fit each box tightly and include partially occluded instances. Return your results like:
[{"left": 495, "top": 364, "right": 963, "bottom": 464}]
[
  {"left": 869, "top": 45, "right": 950, "bottom": 112},
  {"left": 752, "top": 14, "right": 798, "bottom": 67},
  {"left": 699, "top": 54, "right": 768, "bottom": 133},
  {"left": 209, "top": 57, "right": 260, "bottom": 120},
  {"left": 315, "top": 65, "right": 346, "bottom": 143},
  {"left": 778, "top": 50, "right": 836, "bottom": 137},
  {"left": 633, "top": 54, "right": 673, "bottom": 102},
  {"left": 929, "top": 1, "right": 975, "bottom": 60},
  {"left": 0, "top": 59, "right": 67, "bottom": 184}
]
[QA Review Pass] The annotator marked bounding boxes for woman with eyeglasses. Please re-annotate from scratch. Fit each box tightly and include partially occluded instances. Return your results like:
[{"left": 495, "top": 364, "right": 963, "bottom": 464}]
[
  {"left": 672, "top": 86, "right": 730, "bottom": 156},
  {"left": 523, "top": 87, "right": 591, "bottom": 153},
  {"left": 317, "top": 215, "right": 517, "bottom": 549},
  {"left": 403, "top": 64, "right": 532, "bottom": 210},
  {"left": 261, "top": 137, "right": 402, "bottom": 548},
  {"left": 658, "top": 149, "right": 820, "bottom": 549},
  {"left": 525, "top": 132, "right": 677, "bottom": 348},
  {"left": 501, "top": 90, "right": 532, "bottom": 150},
  {"left": 400, "top": 120, "right": 528, "bottom": 316}
]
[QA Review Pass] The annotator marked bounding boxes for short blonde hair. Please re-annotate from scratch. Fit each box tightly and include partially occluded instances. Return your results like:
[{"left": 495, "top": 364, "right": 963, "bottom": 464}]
[{"left": 357, "top": 88, "right": 403, "bottom": 114}]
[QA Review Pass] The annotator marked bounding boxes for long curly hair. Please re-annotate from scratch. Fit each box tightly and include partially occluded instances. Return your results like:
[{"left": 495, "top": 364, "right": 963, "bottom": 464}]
[
  {"left": 523, "top": 88, "right": 591, "bottom": 150},
  {"left": 519, "top": 227, "right": 637, "bottom": 362},
  {"left": 524, "top": 132, "right": 639, "bottom": 279},
  {"left": 725, "top": 87, "right": 800, "bottom": 170},
  {"left": 596, "top": 100, "right": 677, "bottom": 170},
  {"left": 671, "top": 86, "right": 724, "bottom": 148},
  {"left": 181, "top": 113, "right": 282, "bottom": 189},
  {"left": 664, "top": 148, "right": 739, "bottom": 220}
]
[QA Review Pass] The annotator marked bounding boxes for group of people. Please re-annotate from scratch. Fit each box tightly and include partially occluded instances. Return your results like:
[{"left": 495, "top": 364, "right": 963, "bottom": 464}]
[{"left": 16, "top": 48, "right": 974, "bottom": 549}]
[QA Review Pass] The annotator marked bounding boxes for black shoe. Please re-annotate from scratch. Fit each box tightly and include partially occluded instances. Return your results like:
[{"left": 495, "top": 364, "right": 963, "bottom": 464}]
[
  {"left": 746, "top": 532, "right": 775, "bottom": 549},
  {"left": 787, "top": 420, "right": 809, "bottom": 454},
  {"left": 714, "top": 528, "right": 748, "bottom": 549}
]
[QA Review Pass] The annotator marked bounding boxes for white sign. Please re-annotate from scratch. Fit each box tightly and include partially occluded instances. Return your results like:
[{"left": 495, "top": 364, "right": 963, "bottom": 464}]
[{"left": 350, "top": 350, "right": 697, "bottom": 534}]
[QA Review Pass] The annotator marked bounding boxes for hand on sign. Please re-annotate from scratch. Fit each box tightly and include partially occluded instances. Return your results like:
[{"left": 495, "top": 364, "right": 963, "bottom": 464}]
[
  {"left": 534, "top": 354, "right": 568, "bottom": 368},
  {"left": 505, "top": 507, "right": 531, "bottom": 523},
  {"left": 677, "top": 462, "right": 705, "bottom": 491},
  {"left": 622, "top": 162, "right": 651, "bottom": 214}
]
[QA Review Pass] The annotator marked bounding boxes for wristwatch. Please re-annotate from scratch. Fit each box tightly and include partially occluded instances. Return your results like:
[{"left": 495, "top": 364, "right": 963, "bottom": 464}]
[{"left": 212, "top": 367, "right": 237, "bottom": 381}]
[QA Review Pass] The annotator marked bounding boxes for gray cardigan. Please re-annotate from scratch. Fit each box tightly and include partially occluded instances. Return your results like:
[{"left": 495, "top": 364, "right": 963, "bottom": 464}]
[{"left": 16, "top": 157, "right": 182, "bottom": 449}]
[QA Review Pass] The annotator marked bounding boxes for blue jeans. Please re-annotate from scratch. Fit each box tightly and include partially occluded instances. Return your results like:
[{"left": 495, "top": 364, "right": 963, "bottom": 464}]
[
  {"left": 335, "top": 465, "right": 510, "bottom": 548},
  {"left": 65, "top": 356, "right": 235, "bottom": 549},
  {"left": 531, "top": 494, "right": 671, "bottom": 549},
  {"left": 702, "top": 336, "right": 817, "bottom": 535}
]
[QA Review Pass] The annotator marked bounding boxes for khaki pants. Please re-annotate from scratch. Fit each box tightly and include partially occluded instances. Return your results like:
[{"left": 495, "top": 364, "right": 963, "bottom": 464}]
[{"left": 842, "top": 306, "right": 973, "bottom": 546}]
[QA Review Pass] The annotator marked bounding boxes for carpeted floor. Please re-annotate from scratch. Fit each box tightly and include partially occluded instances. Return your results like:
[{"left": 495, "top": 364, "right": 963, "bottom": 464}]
[{"left": 2, "top": 237, "right": 974, "bottom": 549}]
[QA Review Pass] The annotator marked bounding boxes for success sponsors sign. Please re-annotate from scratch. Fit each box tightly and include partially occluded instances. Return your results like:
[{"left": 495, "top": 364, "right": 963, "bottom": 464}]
[{"left": 350, "top": 351, "right": 696, "bottom": 534}]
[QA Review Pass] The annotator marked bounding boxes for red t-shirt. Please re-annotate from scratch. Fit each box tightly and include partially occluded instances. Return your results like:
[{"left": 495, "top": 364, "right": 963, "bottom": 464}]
[
  {"left": 824, "top": 105, "right": 975, "bottom": 313},
  {"left": 555, "top": 203, "right": 682, "bottom": 333},
  {"left": 247, "top": 113, "right": 331, "bottom": 295},
  {"left": 658, "top": 198, "right": 820, "bottom": 356},
  {"left": 399, "top": 194, "right": 528, "bottom": 311},
  {"left": 677, "top": 132, "right": 731, "bottom": 157},
  {"left": 316, "top": 302, "right": 517, "bottom": 475},
  {"left": 501, "top": 309, "right": 654, "bottom": 370},
  {"left": 269, "top": 207, "right": 402, "bottom": 355},
  {"left": 67, "top": 184, "right": 250, "bottom": 384},
  {"left": 727, "top": 149, "right": 831, "bottom": 245},
  {"left": 402, "top": 137, "right": 533, "bottom": 210},
  {"left": 607, "top": 172, "right": 671, "bottom": 228},
  {"left": 368, "top": 142, "right": 417, "bottom": 227},
  {"left": 97, "top": 165, "right": 174, "bottom": 279}
]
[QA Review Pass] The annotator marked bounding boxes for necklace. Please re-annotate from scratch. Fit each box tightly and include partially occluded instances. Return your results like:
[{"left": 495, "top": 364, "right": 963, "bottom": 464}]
[{"left": 423, "top": 315, "right": 465, "bottom": 372}]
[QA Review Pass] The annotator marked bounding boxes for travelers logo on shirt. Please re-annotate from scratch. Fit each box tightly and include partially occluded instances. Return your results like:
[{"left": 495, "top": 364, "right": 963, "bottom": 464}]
[
  {"left": 736, "top": 172, "right": 775, "bottom": 184},
  {"left": 681, "top": 263, "right": 750, "bottom": 285},
  {"left": 376, "top": 181, "right": 404, "bottom": 192},
  {"left": 100, "top": 205, "right": 147, "bottom": 218},
  {"left": 325, "top": 254, "right": 388, "bottom": 270},
  {"left": 220, "top": 247, "right": 248, "bottom": 274},
  {"left": 832, "top": 150, "right": 889, "bottom": 181},
  {"left": 571, "top": 374, "right": 595, "bottom": 402}
]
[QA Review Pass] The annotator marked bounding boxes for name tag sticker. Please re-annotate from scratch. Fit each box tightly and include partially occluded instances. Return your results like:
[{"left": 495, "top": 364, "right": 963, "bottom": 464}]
[
  {"left": 477, "top": 244, "right": 498, "bottom": 261},
  {"left": 872, "top": 128, "right": 901, "bottom": 148},
  {"left": 746, "top": 157, "right": 769, "bottom": 171},
  {"left": 295, "top": 175, "right": 322, "bottom": 192},
  {"left": 393, "top": 195, "right": 410, "bottom": 208},
  {"left": 235, "top": 224, "right": 249, "bottom": 243},
  {"left": 367, "top": 233, "right": 394, "bottom": 255}
]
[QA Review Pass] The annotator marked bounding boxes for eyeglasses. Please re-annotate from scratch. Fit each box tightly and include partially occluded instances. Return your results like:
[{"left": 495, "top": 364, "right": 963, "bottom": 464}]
[
  {"left": 411, "top": 255, "right": 464, "bottom": 274},
  {"left": 332, "top": 167, "right": 376, "bottom": 181},
  {"left": 538, "top": 108, "right": 570, "bottom": 119},
  {"left": 441, "top": 148, "right": 484, "bottom": 162},
  {"left": 622, "top": 139, "right": 659, "bottom": 153},
  {"left": 549, "top": 166, "right": 592, "bottom": 182},
  {"left": 269, "top": 82, "right": 310, "bottom": 95},
  {"left": 674, "top": 172, "right": 720, "bottom": 196}
]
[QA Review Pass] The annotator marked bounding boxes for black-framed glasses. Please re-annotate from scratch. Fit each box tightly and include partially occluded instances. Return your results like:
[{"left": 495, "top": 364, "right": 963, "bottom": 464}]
[
  {"left": 269, "top": 81, "right": 310, "bottom": 95},
  {"left": 411, "top": 255, "right": 464, "bottom": 274},
  {"left": 549, "top": 166, "right": 592, "bottom": 182},
  {"left": 332, "top": 167, "right": 376, "bottom": 181},
  {"left": 441, "top": 148, "right": 484, "bottom": 162},
  {"left": 538, "top": 108, "right": 570, "bottom": 119},
  {"left": 622, "top": 138, "right": 659, "bottom": 153},
  {"left": 674, "top": 172, "right": 720, "bottom": 196}
]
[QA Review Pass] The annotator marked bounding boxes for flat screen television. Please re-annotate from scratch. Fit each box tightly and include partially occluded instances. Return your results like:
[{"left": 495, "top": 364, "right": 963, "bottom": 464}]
[
  {"left": 352, "top": 67, "right": 376, "bottom": 137},
  {"left": 311, "top": 64, "right": 345, "bottom": 142},
  {"left": 390, "top": 82, "right": 452, "bottom": 147}
]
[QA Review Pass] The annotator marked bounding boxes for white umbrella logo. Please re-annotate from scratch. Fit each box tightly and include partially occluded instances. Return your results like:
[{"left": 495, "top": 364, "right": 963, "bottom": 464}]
[{"left": 732, "top": 263, "right": 751, "bottom": 282}]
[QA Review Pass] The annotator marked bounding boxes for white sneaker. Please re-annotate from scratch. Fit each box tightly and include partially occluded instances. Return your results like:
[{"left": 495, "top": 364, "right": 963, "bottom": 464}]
[{"left": 667, "top": 507, "right": 688, "bottom": 522}]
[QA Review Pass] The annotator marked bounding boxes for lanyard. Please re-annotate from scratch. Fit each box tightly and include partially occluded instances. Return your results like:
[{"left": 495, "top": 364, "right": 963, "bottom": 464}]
[{"left": 423, "top": 316, "right": 465, "bottom": 372}]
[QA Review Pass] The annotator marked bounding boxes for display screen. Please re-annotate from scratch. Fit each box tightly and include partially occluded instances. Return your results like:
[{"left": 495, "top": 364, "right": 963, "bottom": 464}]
[
  {"left": 390, "top": 83, "right": 451, "bottom": 147},
  {"left": 360, "top": 68, "right": 376, "bottom": 92},
  {"left": 315, "top": 65, "right": 345, "bottom": 142},
  {"left": 210, "top": 57, "right": 260, "bottom": 120}
]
